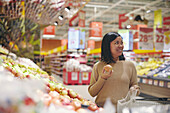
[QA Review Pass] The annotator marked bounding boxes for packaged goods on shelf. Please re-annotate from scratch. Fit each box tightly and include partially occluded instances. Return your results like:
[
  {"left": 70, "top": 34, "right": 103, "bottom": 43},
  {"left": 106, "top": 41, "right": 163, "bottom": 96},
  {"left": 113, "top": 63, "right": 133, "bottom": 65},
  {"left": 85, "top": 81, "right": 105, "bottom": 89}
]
[{"left": 63, "top": 59, "right": 92, "bottom": 85}]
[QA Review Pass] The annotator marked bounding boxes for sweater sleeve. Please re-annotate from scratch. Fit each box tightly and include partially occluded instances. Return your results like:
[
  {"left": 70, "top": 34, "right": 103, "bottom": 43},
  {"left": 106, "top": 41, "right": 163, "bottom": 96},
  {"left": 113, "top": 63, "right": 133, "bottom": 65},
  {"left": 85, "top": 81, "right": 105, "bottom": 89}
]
[
  {"left": 88, "top": 63, "right": 106, "bottom": 97},
  {"left": 129, "top": 61, "right": 138, "bottom": 88}
]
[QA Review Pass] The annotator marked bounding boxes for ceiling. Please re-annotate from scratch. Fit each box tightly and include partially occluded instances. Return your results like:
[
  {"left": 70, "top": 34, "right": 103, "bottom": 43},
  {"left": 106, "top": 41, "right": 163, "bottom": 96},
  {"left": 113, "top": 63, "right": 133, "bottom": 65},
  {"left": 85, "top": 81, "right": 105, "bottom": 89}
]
[{"left": 53, "top": 0, "right": 170, "bottom": 41}]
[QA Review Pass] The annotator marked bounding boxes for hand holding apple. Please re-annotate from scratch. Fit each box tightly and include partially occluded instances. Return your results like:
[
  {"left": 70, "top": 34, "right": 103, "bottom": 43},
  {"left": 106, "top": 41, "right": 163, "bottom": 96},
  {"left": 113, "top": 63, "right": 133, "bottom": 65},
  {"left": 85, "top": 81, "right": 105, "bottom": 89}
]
[{"left": 101, "top": 65, "right": 113, "bottom": 80}]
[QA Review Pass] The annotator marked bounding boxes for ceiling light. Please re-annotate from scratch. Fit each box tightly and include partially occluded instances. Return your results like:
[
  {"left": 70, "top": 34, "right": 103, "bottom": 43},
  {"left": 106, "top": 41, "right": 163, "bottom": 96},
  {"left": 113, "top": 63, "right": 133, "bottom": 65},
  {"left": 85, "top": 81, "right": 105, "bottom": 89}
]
[
  {"left": 65, "top": 7, "right": 70, "bottom": 12},
  {"left": 58, "top": 15, "right": 63, "bottom": 20},
  {"left": 126, "top": 25, "right": 131, "bottom": 29},
  {"left": 129, "top": 16, "right": 133, "bottom": 20},
  {"left": 146, "top": 10, "right": 151, "bottom": 13},
  {"left": 54, "top": 21, "right": 58, "bottom": 26}
]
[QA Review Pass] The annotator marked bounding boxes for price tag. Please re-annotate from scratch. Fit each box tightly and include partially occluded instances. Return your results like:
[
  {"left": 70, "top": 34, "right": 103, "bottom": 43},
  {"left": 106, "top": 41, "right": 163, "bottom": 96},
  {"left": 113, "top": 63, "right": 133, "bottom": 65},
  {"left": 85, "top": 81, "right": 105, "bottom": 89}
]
[
  {"left": 159, "top": 81, "right": 164, "bottom": 87},
  {"left": 154, "top": 80, "right": 158, "bottom": 86},
  {"left": 148, "top": 79, "right": 152, "bottom": 85},
  {"left": 168, "top": 82, "right": 170, "bottom": 88},
  {"left": 155, "top": 28, "right": 169, "bottom": 50},
  {"left": 139, "top": 28, "right": 153, "bottom": 50},
  {"left": 82, "top": 72, "right": 88, "bottom": 80},
  {"left": 71, "top": 72, "right": 78, "bottom": 80}
]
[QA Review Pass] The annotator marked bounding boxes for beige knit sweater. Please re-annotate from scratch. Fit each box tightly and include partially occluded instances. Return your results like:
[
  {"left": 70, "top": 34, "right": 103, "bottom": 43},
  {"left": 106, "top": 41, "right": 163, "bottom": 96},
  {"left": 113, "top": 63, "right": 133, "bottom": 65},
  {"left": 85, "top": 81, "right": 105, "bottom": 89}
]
[{"left": 88, "top": 60, "right": 138, "bottom": 107}]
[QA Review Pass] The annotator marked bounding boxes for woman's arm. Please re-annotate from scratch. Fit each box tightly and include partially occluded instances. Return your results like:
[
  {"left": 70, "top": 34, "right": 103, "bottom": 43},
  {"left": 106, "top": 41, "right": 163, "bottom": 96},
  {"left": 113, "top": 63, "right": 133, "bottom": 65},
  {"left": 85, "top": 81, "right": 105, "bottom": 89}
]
[{"left": 88, "top": 63, "right": 107, "bottom": 97}]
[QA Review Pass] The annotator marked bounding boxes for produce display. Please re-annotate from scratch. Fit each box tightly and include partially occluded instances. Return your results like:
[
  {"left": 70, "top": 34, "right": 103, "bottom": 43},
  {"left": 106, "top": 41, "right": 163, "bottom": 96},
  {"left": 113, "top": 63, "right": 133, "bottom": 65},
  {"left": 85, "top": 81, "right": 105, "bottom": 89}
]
[
  {"left": 136, "top": 58, "right": 170, "bottom": 78},
  {"left": 0, "top": 50, "right": 103, "bottom": 113}
]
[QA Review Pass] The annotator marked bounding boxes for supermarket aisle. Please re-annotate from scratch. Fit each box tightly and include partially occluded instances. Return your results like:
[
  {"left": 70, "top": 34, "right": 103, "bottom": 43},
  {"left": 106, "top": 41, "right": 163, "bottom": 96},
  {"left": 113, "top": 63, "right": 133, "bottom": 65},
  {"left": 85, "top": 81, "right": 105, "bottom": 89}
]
[{"left": 53, "top": 74, "right": 96, "bottom": 103}]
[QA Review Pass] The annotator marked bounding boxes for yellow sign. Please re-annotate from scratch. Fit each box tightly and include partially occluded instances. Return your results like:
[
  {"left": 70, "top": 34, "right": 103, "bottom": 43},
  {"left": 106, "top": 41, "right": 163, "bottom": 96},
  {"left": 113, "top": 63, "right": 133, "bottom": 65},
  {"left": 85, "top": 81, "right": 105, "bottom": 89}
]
[{"left": 154, "top": 9, "right": 162, "bottom": 28}]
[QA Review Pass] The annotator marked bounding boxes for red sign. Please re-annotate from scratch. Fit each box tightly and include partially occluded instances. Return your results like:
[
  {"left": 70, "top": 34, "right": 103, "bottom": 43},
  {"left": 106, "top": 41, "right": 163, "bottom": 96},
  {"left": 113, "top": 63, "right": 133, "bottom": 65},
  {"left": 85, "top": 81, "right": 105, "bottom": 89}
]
[
  {"left": 163, "top": 16, "right": 170, "bottom": 25},
  {"left": 69, "top": 13, "right": 79, "bottom": 26},
  {"left": 61, "top": 39, "right": 68, "bottom": 46},
  {"left": 139, "top": 27, "right": 153, "bottom": 50},
  {"left": 88, "top": 40, "right": 95, "bottom": 49},
  {"left": 89, "top": 22, "right": 103, "bottom": 37},
  {"left": 43, "top": 26, "right": 55, "bottom": 35},
  {"left": 78, "top": 10, "right": 85, "bottom": 27},
  {"left": 155, "top": 28, "right": 169, "bottom": 50},
  {"left": 119, "top": 13, "right": 129, "bottom": 29}
]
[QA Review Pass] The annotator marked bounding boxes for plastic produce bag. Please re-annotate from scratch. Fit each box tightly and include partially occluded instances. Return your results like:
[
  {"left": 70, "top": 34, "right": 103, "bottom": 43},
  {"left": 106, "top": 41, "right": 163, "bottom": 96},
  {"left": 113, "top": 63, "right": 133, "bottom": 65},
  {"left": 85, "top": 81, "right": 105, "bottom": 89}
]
[{"left": 117, "top": 90, "right": 137, "bottom": 113}]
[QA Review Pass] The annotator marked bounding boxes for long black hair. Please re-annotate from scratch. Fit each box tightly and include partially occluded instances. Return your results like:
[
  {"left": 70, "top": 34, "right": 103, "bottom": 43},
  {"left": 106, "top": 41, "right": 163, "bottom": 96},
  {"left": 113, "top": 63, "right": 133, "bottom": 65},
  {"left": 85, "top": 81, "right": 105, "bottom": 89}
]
[{"left": 101, "top": 32, "right": 125, "bottom": 64}]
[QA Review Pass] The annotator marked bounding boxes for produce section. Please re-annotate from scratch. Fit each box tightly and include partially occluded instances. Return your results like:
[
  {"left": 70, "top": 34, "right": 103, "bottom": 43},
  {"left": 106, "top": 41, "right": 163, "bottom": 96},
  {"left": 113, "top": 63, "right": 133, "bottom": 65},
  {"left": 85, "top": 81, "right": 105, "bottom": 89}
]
[{"left": 0, "top": 48, "right": 103, "bottom": 113}]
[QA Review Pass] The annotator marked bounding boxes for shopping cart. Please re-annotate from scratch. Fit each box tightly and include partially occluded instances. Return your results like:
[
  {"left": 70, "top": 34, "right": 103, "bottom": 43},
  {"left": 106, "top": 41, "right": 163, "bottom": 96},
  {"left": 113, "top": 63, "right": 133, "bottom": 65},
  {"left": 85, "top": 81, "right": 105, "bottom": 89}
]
[{"left": 117, "top": 91, "right": 170, "bottom": 113}]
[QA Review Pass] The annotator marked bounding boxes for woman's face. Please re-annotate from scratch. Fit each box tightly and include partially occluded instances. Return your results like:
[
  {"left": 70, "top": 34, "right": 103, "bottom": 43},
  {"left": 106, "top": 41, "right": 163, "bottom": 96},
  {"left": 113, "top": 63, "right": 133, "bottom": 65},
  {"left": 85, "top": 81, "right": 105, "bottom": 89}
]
[{"left": 110, "top": 36, "right": 124, "bottom": 59}]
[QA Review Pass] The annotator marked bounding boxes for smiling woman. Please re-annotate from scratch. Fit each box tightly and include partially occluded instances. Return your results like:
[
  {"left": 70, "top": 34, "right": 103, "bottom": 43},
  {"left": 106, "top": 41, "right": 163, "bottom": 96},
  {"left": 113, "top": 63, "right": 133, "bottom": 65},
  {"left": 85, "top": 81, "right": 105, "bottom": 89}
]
[{"left": 88, "top": 32, "right": 140, "bottom": 112}]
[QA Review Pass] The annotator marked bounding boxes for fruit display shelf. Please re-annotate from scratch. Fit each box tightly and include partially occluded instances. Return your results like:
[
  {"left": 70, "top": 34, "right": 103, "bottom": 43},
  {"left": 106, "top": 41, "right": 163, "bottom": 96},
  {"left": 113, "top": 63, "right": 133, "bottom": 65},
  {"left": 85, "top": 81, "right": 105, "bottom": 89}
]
[{"left": 0, "top": 54, "right": 104, "bottom": 113}]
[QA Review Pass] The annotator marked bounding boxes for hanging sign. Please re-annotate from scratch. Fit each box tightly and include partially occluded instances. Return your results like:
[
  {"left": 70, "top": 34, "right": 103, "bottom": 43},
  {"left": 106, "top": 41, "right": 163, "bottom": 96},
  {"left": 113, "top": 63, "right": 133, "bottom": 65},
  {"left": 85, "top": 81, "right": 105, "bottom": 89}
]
[
  {"left": 89, "top": 22, "right": 103, "bottom": 37},
  {"left": 155, "top": 28, "right": 169, "bottom": 50},
  {"left": 154, "top": 9, "right": 162, "bottom": 28},
  {"left": 163, "top": 16, "right": 170, "bottom": 25},
  {"left": 119, "top": 13, "right": 129, "bottom": 29},
  {"left": 68, "top": 28, "right": 79, "bottom": 49},
  {"left": 139, "top": 28, "right": 153, "bottom": 50},
  {"left": 79, "top": 29, "right": 85, "bottom": 49},
  {"left": 43, "top": 26, "right": 55, "bottom": 35},
  {"left": 78, "top": 10, "right": 85, "bottom": 27},
  {"left": 164, "top": 31, "right": 170, "bottom": 50},
  {"left": 88, "top": 40, "right": 95, "bottom": 49}
]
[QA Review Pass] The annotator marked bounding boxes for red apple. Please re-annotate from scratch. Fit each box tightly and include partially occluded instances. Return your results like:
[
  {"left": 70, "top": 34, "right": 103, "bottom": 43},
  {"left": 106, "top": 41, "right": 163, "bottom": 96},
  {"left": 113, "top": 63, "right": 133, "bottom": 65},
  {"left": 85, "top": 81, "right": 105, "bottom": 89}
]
[
  {"left": 88, "top": 103, "right": 98, "bottom": 111},
  {"left": 68, "top": 90, "right": 77, "bottom": 98},
  {"left": 76, "top": 94, "right": 84, "bottom": 101},
  {"left": 49, "top": 91, "right": 60, "bottom": 99},
  {"left": 71, "top": 100, "right": 81, "bottom": 111},
  {"left": 77, "top": 108, "right": 88, "bottom": 113},
  {"left": 43, "top": 94, "right": 52, "bottom": 106},
  {"left": 51, "top": 98, "right": 62, "bottom": 106},
  {"left": 26, "top": 75, "right": 31, "bottom": 79}
]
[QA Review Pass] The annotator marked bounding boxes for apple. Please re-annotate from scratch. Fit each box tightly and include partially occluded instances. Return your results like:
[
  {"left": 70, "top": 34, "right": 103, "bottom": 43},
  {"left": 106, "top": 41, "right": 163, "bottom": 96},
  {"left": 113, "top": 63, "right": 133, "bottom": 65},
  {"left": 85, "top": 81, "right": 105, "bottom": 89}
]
[
  {"left": 51, "top": 98, "right": 62, "bottom": 106},
  {"left": 55, "top": 85, "right": 63, "bottom": 93},
  {"left": 24, "top": 97, "right": 35, "bottom": 106},
  {"left": 60, "top": 96, "right": 70, "bottom": 105},
  {"left": 49, "top": 83, "right": 56, "bottom": 91},
  {"left": 64, "top": 105, "right": 75, "bottom": 111},
  {"left": 43, "top": 94, "right": 52, "bottom": 106},
  {"left": 60, "top": 89, "right": 68, "bottom": 95},
  {"left": 5, "top": 66, "right": 12, "bottom": 72},
  {"left": 68, "top": 90, "right": 77, "bottom": 98},
  {"left": 103, "top": 65, "right": 112, "bottom": 74},
  {"left": 76, "top": 94, "right": 84, "bottom": 101},
  {"left": 71, "top": 100, "right": 81, "bottom": 111},
  {"left": 88, "top": 103, "right": 98, "bottom": 111},
  {"left": 49, "top": 91, "right": 60, "bottom": 99},
  {"left": 45, "top": 86, "right": 51, "bottom": 93},
  {"left": 26, "top": 75, "right": 31, "bottom": 79},
  {"left": 76, "top": 108, "right": 88, "bottom": 113}
]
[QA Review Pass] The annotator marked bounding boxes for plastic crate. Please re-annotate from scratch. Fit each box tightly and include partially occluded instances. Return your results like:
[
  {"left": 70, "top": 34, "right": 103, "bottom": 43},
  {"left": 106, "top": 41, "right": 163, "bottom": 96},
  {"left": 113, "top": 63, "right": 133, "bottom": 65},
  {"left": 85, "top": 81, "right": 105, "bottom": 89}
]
[
  {"left": 79, "top": 72, "right": 91, "bottom": 85},
  {"left": 63, "top": 71, "right": 80, "bottom": 85}
]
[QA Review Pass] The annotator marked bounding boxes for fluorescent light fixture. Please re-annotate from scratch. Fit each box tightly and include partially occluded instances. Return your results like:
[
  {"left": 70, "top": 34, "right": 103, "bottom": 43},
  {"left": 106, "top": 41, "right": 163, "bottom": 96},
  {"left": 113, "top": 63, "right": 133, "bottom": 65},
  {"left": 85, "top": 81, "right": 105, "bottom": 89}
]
[
  {"left": 59, "top": 15, "right": 63, "bottom": 20},
  {"left": 43, "top": 35, "right": 55, "bottom": 38},
  {"left": 85, "top": 4, "right": 109, "bottom": 8},
  {"left": 126, "top": 25, "right": 131, "bottom": 29},
  {"left": 146, "top": 10, "right": 151, "bottom": 13},
  {"left": 54, "top": 21, "right": 58, "bottom": 26},
  {"left": 89, "top": 37, "right": 102, "bottom": 41},
  {"left": 65, "top": 7, "right": 70, "bottom": 12}
]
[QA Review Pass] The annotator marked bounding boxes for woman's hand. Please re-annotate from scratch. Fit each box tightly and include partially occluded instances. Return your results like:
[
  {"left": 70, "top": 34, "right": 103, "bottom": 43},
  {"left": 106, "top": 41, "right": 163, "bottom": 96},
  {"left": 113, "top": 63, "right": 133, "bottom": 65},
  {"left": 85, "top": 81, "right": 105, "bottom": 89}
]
[
  {"left": 130, "top": 85, "right": 140, "bottom": 96},
  {"left": 101, "top": 65, "right": 113, "bottom": 80}
]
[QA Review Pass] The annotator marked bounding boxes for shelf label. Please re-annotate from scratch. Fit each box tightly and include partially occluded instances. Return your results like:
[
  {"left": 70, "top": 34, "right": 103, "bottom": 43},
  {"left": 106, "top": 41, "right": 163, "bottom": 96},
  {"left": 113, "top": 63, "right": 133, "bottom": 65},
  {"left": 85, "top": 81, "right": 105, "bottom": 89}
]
[
  {"left": 168, "top": 82, "right": 170, "bottom": 88},
  {"left": 139, "top": 27, "right": 153, "bottom": 50},
  {"left": 159, "top": 81, "right": 164, "bottom": 87},
  {"left": 148, "top": 79, "right": 152, "bottom": 85},
  {"left": 71, "top": 72, "right": 78, "bottom": 80},
  {"left": 154, "top": 80, "right": 158, "bottom": 86},
  {"left": 82, "top": 72, "right": 88, "bottom": 80}
]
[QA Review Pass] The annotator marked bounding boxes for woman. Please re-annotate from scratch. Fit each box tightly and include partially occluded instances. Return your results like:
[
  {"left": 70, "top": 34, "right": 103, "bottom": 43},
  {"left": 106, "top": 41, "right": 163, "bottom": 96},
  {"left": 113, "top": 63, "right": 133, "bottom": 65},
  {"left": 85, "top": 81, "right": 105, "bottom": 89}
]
[{"left": 88, "top": 32, "right": 140, "bottom": 108}]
